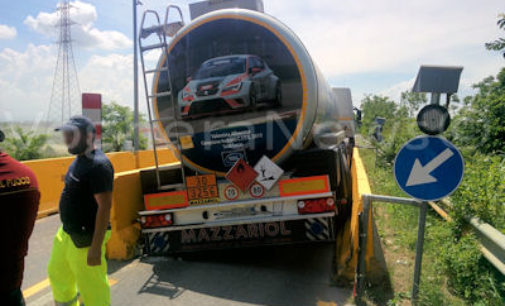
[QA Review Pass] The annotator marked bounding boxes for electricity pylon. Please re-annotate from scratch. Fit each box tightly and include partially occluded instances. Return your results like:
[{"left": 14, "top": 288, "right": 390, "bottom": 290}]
[{"left": 47, "top": 0, "right": 81, "bottom": 126}]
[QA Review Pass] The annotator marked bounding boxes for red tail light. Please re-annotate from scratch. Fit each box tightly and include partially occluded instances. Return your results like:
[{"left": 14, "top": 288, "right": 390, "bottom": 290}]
[
  {"left": 140, "top": 213, "right": 173, "bottom": 228},
  {"left": 297, "top": 197, "right": 335, "bottom": 214}
]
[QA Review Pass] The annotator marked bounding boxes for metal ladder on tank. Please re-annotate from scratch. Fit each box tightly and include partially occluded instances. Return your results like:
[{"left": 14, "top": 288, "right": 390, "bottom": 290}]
[{"left": 138, "top": 5, "right": 186, "bottom": 191}]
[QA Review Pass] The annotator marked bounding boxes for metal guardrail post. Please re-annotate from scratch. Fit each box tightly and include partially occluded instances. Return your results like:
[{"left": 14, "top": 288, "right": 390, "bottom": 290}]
[
  {"left": 412, "top": 201, "right": 427, "bottom": 303},
  {"left": 355, "top": 195, "right": 371, "bottom": 302},
  {"left": 357, "top": 194, "right": 427, "bottom": 304},
  {"left": 355, "top": 212, "right": 364, "bottom": 301}
]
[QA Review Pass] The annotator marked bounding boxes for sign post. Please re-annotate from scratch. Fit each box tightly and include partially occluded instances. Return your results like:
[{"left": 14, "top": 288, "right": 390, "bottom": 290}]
[{"left": 389, "top": 135, "right": 464, "bottom": 303}]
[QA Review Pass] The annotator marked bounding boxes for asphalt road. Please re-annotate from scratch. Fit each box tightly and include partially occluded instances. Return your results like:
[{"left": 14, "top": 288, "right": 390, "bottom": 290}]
[{"left": 24, "top": 214, "right": 351, "bottom": 306}]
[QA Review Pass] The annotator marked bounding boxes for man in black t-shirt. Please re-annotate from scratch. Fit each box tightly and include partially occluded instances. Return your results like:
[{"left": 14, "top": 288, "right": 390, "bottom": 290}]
[{"left": 47, "top": 116, "right": 114, "bottom": 306}]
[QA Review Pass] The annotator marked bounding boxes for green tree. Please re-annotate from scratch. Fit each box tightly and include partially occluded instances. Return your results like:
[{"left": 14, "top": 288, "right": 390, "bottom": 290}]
[
  {"left": 4, "top": 127, "right": 50, "bottom": 160},
  {"left": 102, "top": 102, "right": 148, "bottom": 152},
  {"left": 376, "top": 105, "right": 418, "bottom": 165},
  {"left": 400, "top": 91, "right": 427, "bottom": 117},
  {"left": 452, "top": 68, "right": 505, "bottom": 154},
  {"left": 485, "top": 13, "right": 505, "bottom": 57},
  {"left": 359, "top": 94, "right": 398, "bottom": 135}
]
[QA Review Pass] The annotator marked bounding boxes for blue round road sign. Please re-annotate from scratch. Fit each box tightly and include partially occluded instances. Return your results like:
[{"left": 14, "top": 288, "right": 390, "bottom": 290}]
[{"left": 394, "top": 136, "right": 464, "bottom": 201}]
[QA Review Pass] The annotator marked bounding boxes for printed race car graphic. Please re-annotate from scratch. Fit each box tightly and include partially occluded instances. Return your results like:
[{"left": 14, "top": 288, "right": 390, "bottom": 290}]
[{"left": 178, "top": 55, "right": 282, "bottom": 119}]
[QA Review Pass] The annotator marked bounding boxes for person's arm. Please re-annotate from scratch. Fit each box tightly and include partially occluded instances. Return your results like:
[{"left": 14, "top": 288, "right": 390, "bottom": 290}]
[{"left": 87, "top": 191, "right": 112, "bottom": 266}]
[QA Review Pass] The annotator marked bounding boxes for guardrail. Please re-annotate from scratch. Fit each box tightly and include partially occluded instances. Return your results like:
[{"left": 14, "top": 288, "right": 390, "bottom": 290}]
[
  {"left": 356, "top": 194, "right": 428, "bottom": 304},
  {"left": 357, "top": 136, "right": 505, "bottom": 277},
  {"left": 428, "top": 200, "right": 505, "bottom": 275}
]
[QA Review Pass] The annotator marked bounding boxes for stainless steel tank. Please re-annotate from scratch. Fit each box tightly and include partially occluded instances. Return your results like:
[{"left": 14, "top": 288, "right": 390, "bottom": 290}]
[{"left": 152, "top": 8, "right": 352, "bottom": 175}]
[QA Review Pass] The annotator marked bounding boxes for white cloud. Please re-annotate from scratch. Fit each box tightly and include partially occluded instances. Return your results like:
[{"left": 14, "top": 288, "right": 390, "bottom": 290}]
[
  {"left": 380, "top": 79, "right": 415, "bottom": 102},
  {"left": 2, "top": 0, "right": 504, "bottom": 122},
  {"left": 0, "top": 44, "right": 55, "bottom": 121},
  {"left": 0, "top": 24, "right": 17, "bottom": 40},
  {"left": 263, "top": 0, "right": 504, "bottom": 105},
  {"left": 266, "top": 0, "right": 504, "bottom": 77},
  {"left": 80, "top": 53, "right": 134, "bottom": 105},
  {"left": 0, "top": 45, "right": 151, "bottom": 122},
  {"left": 0, "top": 42, "right": 161, "bottom": 122},
  {"left": 79, "top": 51, "right": 163, "bottom": 110},
  {"left": 380, "top": 50, "right": 503, "bottom": 103},
  {"left": 24, "top": 1, "right": 131, "bottom": 50}
]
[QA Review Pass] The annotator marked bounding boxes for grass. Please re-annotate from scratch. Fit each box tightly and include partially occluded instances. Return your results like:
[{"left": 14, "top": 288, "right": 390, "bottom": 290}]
[{"left": 358, "top": 144, "right": 466, "bottom": 305}]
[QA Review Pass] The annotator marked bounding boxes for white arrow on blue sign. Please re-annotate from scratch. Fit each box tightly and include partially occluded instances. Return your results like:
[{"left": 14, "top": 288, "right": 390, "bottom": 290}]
[{"left": 394, "top": 136, "right": 464, "bottom": 201}]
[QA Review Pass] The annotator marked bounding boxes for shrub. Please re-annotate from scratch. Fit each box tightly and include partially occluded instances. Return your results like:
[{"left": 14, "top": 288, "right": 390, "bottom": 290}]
[
  {"left": 372, "top": 106, "right": 418, "bottom": 166},
  {"left": 3, "top": 127, "right": 49, "bottom": 160},
  {"left": 451, "top": 153, "right": 505, "bottom": 233},
  {"left": 441, "top": 234, "right": 505, "bottom": 304}
]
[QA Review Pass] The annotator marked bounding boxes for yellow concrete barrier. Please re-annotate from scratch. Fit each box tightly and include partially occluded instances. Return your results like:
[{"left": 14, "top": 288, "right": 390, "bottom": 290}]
[
  {"left": 335, "top": 148, "right": 374, "bottom": 281},
  {"left": 23, "top": 157, "right": 74, "bottom": 217},
  {"left": 22, "top": 147, "right": 374, "bottom": 263},
  {"left": 134, "top": 148, "right": 177, "bottom": 169},
  {"left": 22, "top": 149, "right": 177, "bottom": 218},
  {"left": 106, "top": 161, "right": 181, "bottom": 260},
  {"left": 107, "top": 152, "right": 136, "bottom": 173},
  {"left": 106, "top": 168, "right": 144, "bottom": 259},
  {"left": 20, "top": 149, "right": 178, "bottom": 259}
]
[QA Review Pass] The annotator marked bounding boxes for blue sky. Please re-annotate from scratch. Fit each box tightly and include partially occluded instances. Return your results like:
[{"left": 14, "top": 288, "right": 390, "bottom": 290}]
[{"left": 0, "top": 0, "right": 504, "bottom": 122}]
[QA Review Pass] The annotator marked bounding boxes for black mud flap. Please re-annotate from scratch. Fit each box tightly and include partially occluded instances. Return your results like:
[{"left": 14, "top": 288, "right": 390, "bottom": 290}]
[{"left": 142, "top": 217, "right": 336, "bottom": 255}]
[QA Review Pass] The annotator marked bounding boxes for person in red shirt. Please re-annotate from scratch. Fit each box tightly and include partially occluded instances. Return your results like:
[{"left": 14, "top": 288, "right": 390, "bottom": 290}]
[{"left": 0, "top": 129, "right": 40, "bottom": 306}]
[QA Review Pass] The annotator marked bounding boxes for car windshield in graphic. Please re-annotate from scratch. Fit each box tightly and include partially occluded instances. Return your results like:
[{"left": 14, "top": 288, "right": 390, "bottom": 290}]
[{"left": 193, "top": 58, "right": 246, "bottom": 79}]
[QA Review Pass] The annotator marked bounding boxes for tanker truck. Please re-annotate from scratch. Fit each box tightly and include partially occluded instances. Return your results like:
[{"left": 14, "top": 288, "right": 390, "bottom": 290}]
[{"left": 137, "top": 1, "right": 355, "bottom": 255}]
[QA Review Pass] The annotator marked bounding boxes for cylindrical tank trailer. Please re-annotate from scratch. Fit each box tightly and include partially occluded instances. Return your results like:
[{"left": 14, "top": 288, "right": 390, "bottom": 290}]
[{"left": 153, "top": 8, "right": 354, "bottom": 175}]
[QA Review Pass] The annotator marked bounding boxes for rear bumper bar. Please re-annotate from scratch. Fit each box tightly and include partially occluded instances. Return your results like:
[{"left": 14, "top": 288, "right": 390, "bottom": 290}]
[
  {"left": 141, "top": 213, "right": 336, "bottom": 255},
  {"left": 142, "top": 211, "right": 334, "bottom": 233},
  {"left": 139, "top": 191, "right": 333, "bottom": 216}
]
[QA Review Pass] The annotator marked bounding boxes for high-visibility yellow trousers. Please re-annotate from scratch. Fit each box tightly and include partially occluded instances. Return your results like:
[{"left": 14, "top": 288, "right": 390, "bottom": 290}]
[{"left": 48, "top": 227, "right": 111, "bottom": 306}]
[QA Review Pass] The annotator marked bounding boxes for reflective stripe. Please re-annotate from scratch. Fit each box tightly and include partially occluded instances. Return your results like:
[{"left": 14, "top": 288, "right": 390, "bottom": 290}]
[{"left": 55, "top": 294, "right": 79, "bottom": 306}]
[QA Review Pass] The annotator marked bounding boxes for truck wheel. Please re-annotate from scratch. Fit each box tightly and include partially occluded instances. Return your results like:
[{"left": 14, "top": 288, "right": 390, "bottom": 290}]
[{"left": 274, "top": 82, "right": 282, "bottom": 107}]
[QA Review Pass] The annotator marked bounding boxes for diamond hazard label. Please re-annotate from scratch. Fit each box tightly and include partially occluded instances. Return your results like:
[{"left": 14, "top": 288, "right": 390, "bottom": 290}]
[
  {"left": 254, "top": 155, "right": 284, "bottom": 190},
  {"left": 225, "top": 159, "right": 258, "bottom": 192}
]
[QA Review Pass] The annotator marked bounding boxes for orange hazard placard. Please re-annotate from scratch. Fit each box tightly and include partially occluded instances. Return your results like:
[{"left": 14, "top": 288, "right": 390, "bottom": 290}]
[
  {"left": 186, "top": 174, "right": 219, "bottom": 204},
  {"left": 225, "top": 159, "right": 258, "bottom": 192},
  {"left": 279, "top": 175, "right": 330, "bottom": 197},
  {"left": 144, "top": 190, "right": 188, "bottom": 211}
]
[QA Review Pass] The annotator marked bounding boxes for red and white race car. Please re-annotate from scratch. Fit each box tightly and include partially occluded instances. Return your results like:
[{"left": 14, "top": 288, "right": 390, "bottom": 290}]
[{"left": 178, "top": 55, "right": 281, "bottom": 119}]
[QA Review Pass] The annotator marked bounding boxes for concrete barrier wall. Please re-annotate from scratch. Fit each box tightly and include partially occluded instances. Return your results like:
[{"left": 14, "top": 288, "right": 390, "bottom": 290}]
[
  {"left": 22, "top": 148, "right": 176, "bottom": 218},
  {"left": 135, "top": 148, "right": 177, "bottom": 169},
  {"left": 335, "top": 148, "right": 374, "bottom": 281},
  {"left": 23, "top": 157, "right": 74, "bottom": 217},
  {"left": 22, "top": 147, "right": 373, "bottom": 262},
  {"left": 106, "top": 168, "right": 145, "bottom": 259},
  {"left": 21, "top": 149, "right": 178, "bottom": 259}
]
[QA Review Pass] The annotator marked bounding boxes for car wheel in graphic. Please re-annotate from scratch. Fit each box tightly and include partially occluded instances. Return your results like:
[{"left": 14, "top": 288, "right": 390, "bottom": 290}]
[
  {"left": 274, "top": 81, "right": 282, "bottom": 107},
  {"left": 249, "top": 86, "right": 257, "bottom": 110}
]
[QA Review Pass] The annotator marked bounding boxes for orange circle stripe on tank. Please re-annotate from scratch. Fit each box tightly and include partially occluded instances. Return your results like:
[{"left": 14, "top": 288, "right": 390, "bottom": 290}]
[{"left": 152, "top": 13, "right": 308, "bottom": 176}]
